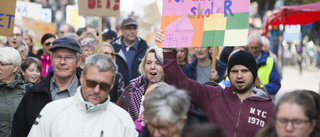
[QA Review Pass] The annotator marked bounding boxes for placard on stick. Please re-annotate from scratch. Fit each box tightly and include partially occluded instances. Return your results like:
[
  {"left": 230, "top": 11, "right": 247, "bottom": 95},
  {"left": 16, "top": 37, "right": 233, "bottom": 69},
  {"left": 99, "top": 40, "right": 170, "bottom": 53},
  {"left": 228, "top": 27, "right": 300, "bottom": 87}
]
[
  {"left": 0, "top": 0, "right": 16, "bottom": 37},
  {"left": 78, "top": 0, "right": 120, "bottom": 17},
  {"left": 159, "top": 0, "right": 250, "bottom": 48}
]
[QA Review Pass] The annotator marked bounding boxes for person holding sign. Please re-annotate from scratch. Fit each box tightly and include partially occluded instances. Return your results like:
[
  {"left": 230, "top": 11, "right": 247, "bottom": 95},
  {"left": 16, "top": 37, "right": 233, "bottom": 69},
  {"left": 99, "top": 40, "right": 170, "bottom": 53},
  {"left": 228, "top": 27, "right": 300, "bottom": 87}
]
[
  {"left": 110, "top": 17, "right": 149, "bottom": 86},
  {"left": 157, "top": 31, "right": 275, "bottom": 137},
  {"left": 183, "top": 47, "right": 226, "bottom": 83}
]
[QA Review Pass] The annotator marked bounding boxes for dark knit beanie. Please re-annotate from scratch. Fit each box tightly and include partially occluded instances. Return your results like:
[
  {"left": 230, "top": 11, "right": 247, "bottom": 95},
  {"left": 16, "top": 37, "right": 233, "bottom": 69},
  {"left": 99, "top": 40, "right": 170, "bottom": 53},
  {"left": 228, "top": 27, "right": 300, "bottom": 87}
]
[{"left": 227, "top": 50, "right": 257, "bottom": 84}]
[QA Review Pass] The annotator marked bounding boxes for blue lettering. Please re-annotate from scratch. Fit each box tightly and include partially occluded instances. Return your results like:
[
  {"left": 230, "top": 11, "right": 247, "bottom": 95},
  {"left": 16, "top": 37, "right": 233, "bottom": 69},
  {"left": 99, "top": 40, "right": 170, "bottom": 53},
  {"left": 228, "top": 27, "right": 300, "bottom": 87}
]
[
  {"left": 175, "top": 0, "right": 180, "bottom": 2},
  {"left": 6, "top": 14, "right": 14, "bottom": 28},
  {"left": 224, "top": 0, "right": 234, "bottom": 17},
  {"left": 0, "top": 13, "right": 3, "bottom": 27},
  {"left": 188, "top": 7, "right": 197, "bottom": 18}
]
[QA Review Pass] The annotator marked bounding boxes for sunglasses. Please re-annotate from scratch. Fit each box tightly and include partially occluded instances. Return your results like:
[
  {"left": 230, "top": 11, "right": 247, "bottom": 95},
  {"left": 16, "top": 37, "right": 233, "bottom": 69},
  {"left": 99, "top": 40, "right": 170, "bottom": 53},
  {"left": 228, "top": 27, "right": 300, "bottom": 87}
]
[
  {"left": 84, "top": 76, "right": 112, "bottom": 91},
  {"left": 44, "top": 42, "right": 52, "bottom": 46}
]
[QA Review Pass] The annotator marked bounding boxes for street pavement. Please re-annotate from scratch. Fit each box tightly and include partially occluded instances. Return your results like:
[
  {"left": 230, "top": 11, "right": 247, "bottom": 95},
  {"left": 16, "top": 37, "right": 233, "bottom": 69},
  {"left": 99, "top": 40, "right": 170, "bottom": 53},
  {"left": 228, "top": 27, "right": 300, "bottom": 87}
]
[{"left": 275, "top": 65, "right": 320, "bottom": 102}]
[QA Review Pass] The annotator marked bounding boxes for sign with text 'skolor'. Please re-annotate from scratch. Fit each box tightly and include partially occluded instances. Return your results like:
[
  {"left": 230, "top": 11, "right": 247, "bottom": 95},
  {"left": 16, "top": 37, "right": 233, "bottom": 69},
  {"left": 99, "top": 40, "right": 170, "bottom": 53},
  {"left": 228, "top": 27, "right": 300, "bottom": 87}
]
[
  {"left": 0, "top": 0, "right": 16, "bottom": 37},
  {"left": 78, "top": 0, "right": 120, "bottom": 17}
]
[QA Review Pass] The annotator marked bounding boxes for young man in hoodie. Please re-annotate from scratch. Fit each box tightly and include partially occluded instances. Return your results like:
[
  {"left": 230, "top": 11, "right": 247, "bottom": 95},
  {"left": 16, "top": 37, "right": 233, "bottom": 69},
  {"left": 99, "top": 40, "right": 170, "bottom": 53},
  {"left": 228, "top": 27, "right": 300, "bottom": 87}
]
[{"left": 162, "top": 48, "right": 275, "bottom": 137}]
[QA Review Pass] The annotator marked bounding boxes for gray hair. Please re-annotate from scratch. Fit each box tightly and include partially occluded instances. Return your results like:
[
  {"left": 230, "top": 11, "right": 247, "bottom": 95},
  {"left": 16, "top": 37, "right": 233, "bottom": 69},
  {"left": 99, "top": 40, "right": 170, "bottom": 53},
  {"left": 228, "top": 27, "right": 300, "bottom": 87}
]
[
  {"left": 144, "top": 85, "right": 190, "bottom": 126},
  {"left": 83, "top": 54, "right": 118, "bottom": 81},
  {"left": 0, "top": 47, "right": 21, "bottom": 66},
  {"left": 247, "top": 33, "right": 262, "bottom": 46}
]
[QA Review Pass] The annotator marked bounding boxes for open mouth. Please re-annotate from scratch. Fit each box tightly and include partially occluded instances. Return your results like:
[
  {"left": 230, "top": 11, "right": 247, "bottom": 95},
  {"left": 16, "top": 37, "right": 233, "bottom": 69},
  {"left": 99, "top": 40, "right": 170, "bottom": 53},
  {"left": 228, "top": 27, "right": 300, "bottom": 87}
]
[{"left": 150, "top": 72, "right": 157, "bottom": 76}]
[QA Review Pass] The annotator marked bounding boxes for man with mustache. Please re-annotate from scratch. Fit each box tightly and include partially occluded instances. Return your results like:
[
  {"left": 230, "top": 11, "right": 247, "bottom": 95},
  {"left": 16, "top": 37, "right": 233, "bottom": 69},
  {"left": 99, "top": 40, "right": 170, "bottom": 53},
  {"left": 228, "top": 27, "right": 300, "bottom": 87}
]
[{"left": 11, "top": 37, "right": 82, "bottom": 137}]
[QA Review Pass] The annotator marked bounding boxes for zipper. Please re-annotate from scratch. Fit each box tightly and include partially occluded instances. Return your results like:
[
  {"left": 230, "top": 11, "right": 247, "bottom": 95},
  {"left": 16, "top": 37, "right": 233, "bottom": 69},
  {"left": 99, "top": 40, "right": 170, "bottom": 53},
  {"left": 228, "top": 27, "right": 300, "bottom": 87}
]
[{"left": 234, "top": 100, "right": 243, "bottom": 137}]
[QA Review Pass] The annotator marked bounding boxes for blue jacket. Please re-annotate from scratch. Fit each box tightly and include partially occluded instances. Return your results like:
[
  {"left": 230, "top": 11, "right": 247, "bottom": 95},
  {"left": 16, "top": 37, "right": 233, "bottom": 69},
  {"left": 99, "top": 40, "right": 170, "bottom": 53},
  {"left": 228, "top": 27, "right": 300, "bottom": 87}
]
[
  {"left": 258, "top": 51, "right": 281, "bottom": 95},
  {"left": 183, "top": 56, "right": 226, "bottom": 83},
  {"left": 111, "top": 36, "right": 149, "bottom": 86}
]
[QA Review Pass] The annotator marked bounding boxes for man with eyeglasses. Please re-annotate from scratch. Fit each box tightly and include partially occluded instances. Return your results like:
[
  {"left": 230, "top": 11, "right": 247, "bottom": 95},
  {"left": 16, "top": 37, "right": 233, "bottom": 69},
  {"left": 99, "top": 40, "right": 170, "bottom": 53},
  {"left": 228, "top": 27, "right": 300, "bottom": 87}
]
[
  {"left": 111, "top": 17, "right": 149, "bottom": 86},
  {"left": 58, "top": 24, "right": 75, "bottom": 37},
  {"left": 11, "top": 37, "right": 82, "bottom": 137},
  {"left": 247, "top": 33, "right": 281, "bottom": 100},
  {"left": 28, "top": 54, "right": 138, "bottom": 137}
]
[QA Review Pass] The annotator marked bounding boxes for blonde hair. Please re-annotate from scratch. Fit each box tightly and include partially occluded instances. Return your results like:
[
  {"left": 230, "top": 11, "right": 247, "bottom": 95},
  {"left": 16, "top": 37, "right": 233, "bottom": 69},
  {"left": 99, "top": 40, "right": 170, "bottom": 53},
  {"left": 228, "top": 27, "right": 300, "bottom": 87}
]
[
  {"left": 24, "top": 29, "right": 37, "bottom": 53},
  {"left": 93, "top": 42, "right": 116, "bottom": 61},
  {"left": 144, "top": 82, "right": 169, "bottom": 98},
  {"left": 138, "top": 47, "right": 163, "bottom": 76}
]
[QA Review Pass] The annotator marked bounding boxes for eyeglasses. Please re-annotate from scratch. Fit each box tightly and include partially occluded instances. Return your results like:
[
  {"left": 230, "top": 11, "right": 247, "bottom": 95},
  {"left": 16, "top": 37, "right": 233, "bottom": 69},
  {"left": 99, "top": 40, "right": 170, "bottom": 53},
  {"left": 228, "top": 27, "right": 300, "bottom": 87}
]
[
  {"left": 84, "top": 76, "right": 112, "bottom": 91},
  {"left": 103, "top": 52, "right": 115, "bottom": 58},
  {"left": 52, "top": 56, "right": 77, "bottom": 62},
  {"left": 276, "top": 118, "right": 311, "bottom": 129},
  {"left": 44, "top": 42, "right": 53, "bottom": 46},
  {"left": 248, "top": 46, "right": 261, "bottom": 50},
  {"left": 0, "top": 63, "right": 13, "bottom": 67},
  {"left": 122, "top": 26, "right": 138, "bottom": 30},
  {"left": 13, "top": 33, "right": 22, "bottom": 37}
]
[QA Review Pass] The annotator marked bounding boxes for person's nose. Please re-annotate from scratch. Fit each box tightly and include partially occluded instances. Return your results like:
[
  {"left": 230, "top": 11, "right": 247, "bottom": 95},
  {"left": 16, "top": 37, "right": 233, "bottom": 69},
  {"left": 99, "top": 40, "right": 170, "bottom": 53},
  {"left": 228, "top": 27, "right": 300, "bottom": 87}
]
[
  {"left": 152, "top": 129, "right": 162, "bottom": 137},
  {"left": 92, "top": 84, "right": 101, "bottom": 94},
  {"left": 285, "top": 121, "right": 294, "bottom": 131}
]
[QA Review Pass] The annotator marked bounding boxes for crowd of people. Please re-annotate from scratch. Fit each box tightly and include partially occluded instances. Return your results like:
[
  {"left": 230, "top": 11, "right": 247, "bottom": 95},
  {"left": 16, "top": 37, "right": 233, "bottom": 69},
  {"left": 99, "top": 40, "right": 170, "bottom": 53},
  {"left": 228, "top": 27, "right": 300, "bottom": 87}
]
[{"left": 0, "top": 14, "right": 319, "bottom": 137}]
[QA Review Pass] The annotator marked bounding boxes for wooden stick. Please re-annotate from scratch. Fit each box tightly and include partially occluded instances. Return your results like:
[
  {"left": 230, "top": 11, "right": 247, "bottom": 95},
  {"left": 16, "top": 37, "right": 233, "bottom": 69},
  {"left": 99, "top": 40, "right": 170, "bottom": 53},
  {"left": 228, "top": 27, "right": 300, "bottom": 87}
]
[{"left": 98, "top": 17, "right": 102, "bottom": 43}]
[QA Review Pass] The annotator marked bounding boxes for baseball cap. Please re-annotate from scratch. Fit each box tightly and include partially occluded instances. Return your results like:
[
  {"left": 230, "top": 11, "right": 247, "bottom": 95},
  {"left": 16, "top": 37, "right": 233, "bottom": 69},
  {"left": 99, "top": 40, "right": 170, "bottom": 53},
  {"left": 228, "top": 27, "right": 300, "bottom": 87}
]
[
  {"left": 101, "top": 29, "right": 117, "bottom": 40},
  {"left": 121, "top": 18, "right": 138, "bottom": 28},
  {"left": 50, "top": 36, "right": 81, "bottom": 54}
]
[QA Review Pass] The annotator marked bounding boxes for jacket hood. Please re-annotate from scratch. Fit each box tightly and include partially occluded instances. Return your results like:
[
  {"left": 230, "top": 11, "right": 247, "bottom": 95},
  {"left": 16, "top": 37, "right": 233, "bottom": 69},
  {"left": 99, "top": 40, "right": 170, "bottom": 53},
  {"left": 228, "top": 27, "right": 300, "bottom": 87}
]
[
  {"left": 75, "top": 86, "right": 110, "bottom": 112},
  {"left": 251, "top": 87, "right": 272, "bottom": 101}
]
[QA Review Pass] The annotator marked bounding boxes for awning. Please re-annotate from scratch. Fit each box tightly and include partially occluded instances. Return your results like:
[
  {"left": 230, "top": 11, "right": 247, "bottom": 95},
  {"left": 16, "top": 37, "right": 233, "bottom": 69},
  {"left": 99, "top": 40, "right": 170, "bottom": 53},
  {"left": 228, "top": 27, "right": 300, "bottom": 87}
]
[{"left": 263, "top": 2, "right": 320, "bottom": 36}]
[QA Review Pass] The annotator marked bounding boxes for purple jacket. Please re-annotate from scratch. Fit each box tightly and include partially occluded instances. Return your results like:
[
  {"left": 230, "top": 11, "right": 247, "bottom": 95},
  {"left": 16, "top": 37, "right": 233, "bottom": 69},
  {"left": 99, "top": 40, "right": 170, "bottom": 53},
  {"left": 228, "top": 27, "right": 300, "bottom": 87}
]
[
  {"left": 163, "top": 51, "right": 275, "bottom": 137},
  {"left": 117, "top": 75, "right": 148, "bottom": 121}
]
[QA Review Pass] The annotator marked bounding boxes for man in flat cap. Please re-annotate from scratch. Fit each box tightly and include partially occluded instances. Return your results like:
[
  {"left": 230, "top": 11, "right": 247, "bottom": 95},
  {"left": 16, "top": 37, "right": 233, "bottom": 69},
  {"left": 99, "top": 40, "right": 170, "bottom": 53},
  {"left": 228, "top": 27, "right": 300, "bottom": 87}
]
[
  {"left": 111, "top": 17, "right": 149, "bottom": 86},
  {"left": 11, "top": 37, "right": 82, "bottom": 137}
]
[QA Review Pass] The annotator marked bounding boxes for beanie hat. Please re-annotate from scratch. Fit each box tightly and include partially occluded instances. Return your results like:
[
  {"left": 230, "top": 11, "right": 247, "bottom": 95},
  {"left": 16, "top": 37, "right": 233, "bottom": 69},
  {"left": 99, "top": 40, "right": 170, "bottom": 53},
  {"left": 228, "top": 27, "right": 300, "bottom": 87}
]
[{"left": 227, "top": 50, "right": 257, "bottom": 84}]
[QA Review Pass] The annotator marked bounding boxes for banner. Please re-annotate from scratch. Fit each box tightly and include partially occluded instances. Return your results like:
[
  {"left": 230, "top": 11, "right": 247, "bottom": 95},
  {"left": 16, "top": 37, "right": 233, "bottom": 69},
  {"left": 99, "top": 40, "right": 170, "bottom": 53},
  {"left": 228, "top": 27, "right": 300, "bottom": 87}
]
[
  {"left": 21, "top": 16, "right": 56, "bottom": 50},
  {"left": 159, "top": 0, "right": 250, "bottom": 48},
  {"left": 66, "top": 5, "right": 85, "bottom": 29},
  {"left": 0, "top": 0, "right": 16, "bottom": 36},
  {"left": 78, "top": 0, "right": 120, "bottom": 17}
]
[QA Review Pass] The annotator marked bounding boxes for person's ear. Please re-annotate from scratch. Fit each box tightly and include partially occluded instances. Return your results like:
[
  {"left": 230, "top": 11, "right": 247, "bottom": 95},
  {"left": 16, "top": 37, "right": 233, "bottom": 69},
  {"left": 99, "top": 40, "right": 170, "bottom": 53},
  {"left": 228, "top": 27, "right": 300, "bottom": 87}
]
[
  {"left": 80, "top": 72, "right": 84, "bottom": 85},
  {"left": 12, "top": 65, "right": 19, "bottom": 74}
]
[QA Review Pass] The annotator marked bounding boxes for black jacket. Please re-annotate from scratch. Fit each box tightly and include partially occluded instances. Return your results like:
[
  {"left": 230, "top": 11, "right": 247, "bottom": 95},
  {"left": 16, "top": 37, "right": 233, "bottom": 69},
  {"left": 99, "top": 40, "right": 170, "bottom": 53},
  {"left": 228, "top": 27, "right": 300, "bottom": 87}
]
[
  {"left": 11, "top": 68, "right": 81, "bottom": 137},
  {"left": 111, "top": 36, "right": 149, "bottom": 86}
]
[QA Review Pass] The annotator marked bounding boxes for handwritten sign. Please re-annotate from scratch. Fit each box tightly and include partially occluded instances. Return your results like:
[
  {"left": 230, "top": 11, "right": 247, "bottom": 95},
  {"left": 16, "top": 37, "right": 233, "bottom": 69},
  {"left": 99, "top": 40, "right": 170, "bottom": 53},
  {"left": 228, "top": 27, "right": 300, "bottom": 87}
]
[
  {"left": 21, "top": 16, "right": 56, "bottom": 50},
  {"left": 66, "top": 5, "right": 85, "bottom": 29},
  {"left": 159, "top": 0, "right": 250, "bottom": 48},
  {"left": 0, "top": 0, "right": 16, "bottom": 36},
  {"left": 15, "top": 1, "right": 42, "bottom": 25},
  {"left": 78, "top": 0, "right": 120, "bottom": 17}
]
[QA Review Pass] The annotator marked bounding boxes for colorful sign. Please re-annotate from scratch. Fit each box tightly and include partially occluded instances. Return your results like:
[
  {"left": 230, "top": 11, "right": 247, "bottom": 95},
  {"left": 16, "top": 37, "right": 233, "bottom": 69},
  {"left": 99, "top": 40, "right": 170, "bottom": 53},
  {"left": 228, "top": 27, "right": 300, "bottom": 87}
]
[
  {"left": 78, "top": 0, "right": 120, "bottom": 17},
  {"left": 21, "top": 16, "right": 56, "bottom": 50},
  {"left": 66, "top": 5, "right": 86, "bottom": 29},
  {"left": 0, "top": 0, "right": 16, "bottom": 37},
  {"left": 159, "top": 0, "right": 250, "bottom": 48}
]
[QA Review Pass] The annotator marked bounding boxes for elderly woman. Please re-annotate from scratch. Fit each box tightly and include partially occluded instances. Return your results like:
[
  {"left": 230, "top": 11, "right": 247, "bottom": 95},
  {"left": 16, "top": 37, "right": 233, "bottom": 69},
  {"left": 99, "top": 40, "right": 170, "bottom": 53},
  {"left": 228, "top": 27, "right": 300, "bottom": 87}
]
[
  {"left": 255, "top": 90, "right": 320, "bottom": 137},
  {"left": 93, "top": 42, "right": 124, "bottom": 103},
  {"left": 142, "top": 86, "right": 190, "bottom": 137},
  {"left": 78, "top": 37, "right": 97, "bottom": 70},
  {"left": 117, "top": 47, "right": 166, "bottom": 121},
  {"left": 0, "top": 47, "right": 25, "bottom": 137}
]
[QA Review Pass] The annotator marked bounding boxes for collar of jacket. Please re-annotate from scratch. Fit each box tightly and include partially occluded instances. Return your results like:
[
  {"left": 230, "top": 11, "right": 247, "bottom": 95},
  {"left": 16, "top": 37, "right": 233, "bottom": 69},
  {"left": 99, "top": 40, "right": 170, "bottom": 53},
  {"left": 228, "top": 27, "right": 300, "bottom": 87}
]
[
  {"left": 0, "top": 73, "right": 25, "bottom": 88},
  {"left": 74, "top": 86, "right": 110, "bottom": 112},
  {"left": 32, "top": 67, "right": 82, "bottom": 94}
]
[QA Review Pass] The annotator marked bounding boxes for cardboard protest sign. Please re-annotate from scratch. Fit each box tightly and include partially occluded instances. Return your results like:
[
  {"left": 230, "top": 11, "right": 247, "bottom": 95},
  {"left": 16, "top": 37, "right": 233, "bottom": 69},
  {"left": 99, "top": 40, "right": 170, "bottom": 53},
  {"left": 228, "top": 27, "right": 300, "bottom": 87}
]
[
  {"left": 159, "top": 0, "right": 250, "bottom": 48},
  {"left": 78, "top": 0, "right": 120, "bottom": 17},
  {"left": 0, "top": 0, "right": 16, "bottom": 37},
  {"left": 144, "top": 2, "right": 161, "bottom": 25},
  {"left": 15, "top": 1, "right": 42, "bottom": 25},
  {"left": 21, "top": 16, "right": 56, "bottom": 50},
  {"left": 66, "top": 5, "right": 85, "bottom": 29}
]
